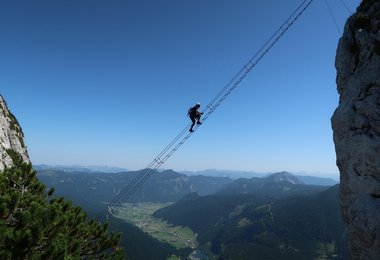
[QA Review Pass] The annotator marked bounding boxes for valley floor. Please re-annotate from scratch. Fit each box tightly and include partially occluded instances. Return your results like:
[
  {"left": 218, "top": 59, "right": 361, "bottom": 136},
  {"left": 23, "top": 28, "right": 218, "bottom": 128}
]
[{"left": 115, "top": 202, "right": 198, "bottom": 250}]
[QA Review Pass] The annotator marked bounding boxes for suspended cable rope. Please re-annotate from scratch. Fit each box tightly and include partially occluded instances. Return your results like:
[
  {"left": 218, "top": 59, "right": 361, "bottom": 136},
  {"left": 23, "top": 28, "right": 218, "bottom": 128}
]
[
  {"left": 339, "top": 0, "right": 353, "bottom": 14},
  {"left": 99, "top": 0, "right": 314, "bottom": 219},
  {"left": 324, "top": 0, "right": 341, "bottom": 34},
  {"left": 101, "top": 124, "right": 193, "bottom": 215}
]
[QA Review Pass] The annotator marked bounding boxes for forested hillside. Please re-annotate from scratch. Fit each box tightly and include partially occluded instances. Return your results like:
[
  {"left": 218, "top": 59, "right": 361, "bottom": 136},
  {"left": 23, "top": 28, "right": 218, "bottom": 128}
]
[{"left": 155, "top": 185, "right": 348, "bottom": 259}]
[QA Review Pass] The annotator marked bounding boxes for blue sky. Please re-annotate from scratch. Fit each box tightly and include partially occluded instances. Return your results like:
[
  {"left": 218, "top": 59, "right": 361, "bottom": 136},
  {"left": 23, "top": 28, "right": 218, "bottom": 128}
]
[{"left": 1, "top": 0, "right": 360, "bottom": 178}]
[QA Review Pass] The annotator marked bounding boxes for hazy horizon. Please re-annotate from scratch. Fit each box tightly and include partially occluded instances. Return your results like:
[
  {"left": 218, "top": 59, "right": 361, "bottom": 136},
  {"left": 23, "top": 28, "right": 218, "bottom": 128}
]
[{"left": 34, "top": 163, "right": 340, "bottom": 180}]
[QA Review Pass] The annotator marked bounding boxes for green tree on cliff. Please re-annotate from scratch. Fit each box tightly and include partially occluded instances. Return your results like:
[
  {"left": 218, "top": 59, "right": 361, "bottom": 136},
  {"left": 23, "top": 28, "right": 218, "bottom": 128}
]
[{"left": 0, "top": 150, "right": 124, "bottom": 259}]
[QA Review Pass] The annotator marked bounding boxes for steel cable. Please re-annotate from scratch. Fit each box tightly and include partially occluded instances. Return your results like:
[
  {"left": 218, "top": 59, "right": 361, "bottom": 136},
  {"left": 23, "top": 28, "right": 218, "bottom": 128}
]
[{"left": 99, "top": 0, "right": 314, "bottom": 220}]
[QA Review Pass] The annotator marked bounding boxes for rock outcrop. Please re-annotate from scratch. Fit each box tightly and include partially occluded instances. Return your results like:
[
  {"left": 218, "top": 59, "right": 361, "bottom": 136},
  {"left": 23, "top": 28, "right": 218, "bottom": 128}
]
[
  {"left": 332, "top": 0, "right": 380, "bottom": 258},
  {"left": 0, "top": 95, "right": 30, "bottom": 170}
]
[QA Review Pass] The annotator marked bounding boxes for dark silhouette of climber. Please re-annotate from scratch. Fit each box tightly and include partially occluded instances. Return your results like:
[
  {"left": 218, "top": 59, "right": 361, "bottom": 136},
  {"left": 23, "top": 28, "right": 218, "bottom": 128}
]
[{"left": 188, "top": 102, "right": 203, "bottom": 132}]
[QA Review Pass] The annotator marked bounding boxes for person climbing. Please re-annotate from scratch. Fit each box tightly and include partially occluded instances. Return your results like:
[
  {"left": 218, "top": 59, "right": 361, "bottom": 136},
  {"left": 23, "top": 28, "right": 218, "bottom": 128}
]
[{"left": 188, "top": 102, "right": 203, "bottom": 132}]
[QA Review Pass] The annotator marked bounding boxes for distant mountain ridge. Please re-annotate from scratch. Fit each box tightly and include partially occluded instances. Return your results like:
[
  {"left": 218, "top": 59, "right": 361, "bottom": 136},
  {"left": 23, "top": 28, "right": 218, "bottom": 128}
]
[
  {"left": 37, "top": 167, "right": 337, "bottom": 207},
  {"left": 296, "top": 175, "right": 338, "bottom": 186},
  {"left": 181, "top": 169, "right": 264, "bottom": 179},
  {"left": 182, "top": 168, "right": 338, "bottom": 185},
  {"left": 217, "top": 171, "right": 327, "bottom": 197},
  {"left": 266, "top": 171, "right": 304, "bottom": 184},
  {"left": 34, "top": 164, "right": 128, "bottom": 173},
  {"left": 37, "top": 165, "right": 338, "bottom": 186},
  {"left": 36, "top": 168, "right": 233, "bottom": 206}
]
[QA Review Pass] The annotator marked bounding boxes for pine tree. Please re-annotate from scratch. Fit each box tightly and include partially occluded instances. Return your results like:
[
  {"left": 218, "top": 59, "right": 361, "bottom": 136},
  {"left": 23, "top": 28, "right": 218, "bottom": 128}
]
[{"left": 0, "top": 150, "right": 124, "bottom": 259}]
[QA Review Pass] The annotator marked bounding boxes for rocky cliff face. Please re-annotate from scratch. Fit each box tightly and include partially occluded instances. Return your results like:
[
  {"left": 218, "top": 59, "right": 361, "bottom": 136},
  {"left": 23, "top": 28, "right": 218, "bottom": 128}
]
[
  {"left": 0, "top": 95, "right": 30, "bottom": 170},
  {"left": 332, "top": 0, "right": 380, "bottom": 258}
]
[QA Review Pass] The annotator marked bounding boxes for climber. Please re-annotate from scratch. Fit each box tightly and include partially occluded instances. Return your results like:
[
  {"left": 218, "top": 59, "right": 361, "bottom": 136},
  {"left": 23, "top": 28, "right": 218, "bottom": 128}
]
[{"left": 188, "top": 102, "right": 203, "bottom": 132}]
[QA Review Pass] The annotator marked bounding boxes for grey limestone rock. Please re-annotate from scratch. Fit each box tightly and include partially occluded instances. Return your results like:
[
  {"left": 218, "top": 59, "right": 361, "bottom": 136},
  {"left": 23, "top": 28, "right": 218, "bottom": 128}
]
[
  {"left": 0, "top": 95, "right": 30, "bottom": 170},
  {"left": 332, "top": 0, "right": 380, "bottom": 258}
]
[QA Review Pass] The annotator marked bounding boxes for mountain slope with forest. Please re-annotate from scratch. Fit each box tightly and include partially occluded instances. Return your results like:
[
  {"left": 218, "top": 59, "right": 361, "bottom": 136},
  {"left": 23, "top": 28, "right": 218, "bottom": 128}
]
[{"left": 154, "top": 185, "right": 348, "bottom": 259}]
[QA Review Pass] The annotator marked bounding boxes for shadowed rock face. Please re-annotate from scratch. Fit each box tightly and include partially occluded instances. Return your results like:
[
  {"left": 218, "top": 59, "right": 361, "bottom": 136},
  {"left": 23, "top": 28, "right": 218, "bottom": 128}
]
[
  {"left": 0, "top": 95, "right": 30, "bottom": 170},
  {"left": 332, "top": 0, "right": 380, "bottom": 258}
]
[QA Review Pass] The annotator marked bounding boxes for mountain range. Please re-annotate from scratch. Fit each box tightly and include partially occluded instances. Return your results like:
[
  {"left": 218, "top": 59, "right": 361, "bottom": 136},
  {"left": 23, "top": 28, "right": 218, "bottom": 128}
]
[
  {"left": 36, "top": 164, "right": 338, "bottom": 185},
  {"left": 154, "top": 185, "right": 348, "bottom": 259},
  {"left": 34, "top": 164, "right": 129, "bottom": 173},
  {"left": 36, "top": 167, "right": 347, "bottom": 259},
  {"left": 37, "top": 168, "right": 232, "bottom": 206}
]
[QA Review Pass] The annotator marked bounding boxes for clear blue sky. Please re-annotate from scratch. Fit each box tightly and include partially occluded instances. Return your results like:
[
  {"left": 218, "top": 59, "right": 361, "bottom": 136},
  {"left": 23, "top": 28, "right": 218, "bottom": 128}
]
[{"left": 1, "top": 0, "right": 360, "bottom": 178}]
